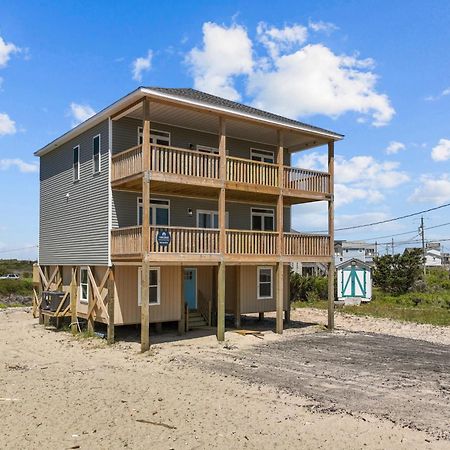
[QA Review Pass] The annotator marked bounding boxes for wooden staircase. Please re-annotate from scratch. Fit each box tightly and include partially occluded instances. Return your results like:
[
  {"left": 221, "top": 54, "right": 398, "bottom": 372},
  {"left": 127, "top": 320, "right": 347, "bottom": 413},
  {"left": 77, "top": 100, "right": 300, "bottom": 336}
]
[{"left": 187, "top": 310, "right": 208, "bottom": 330}]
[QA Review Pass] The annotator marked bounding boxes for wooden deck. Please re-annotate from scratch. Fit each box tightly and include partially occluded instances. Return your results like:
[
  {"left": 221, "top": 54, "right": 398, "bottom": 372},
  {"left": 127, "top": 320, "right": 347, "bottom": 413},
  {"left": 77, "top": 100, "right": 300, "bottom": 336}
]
[
  {"left": 111, "top": 226, "right": 331, "bottom": 263},
  {"left": 111, "top": 144, "right": 330, "bottom": 203}
]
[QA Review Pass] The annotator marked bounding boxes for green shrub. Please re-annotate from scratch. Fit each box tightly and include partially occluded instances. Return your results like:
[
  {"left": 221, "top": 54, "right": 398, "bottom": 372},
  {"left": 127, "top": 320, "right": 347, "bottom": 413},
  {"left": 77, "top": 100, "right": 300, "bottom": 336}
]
[
  {"left": 0, "top": 279, "right": 33, "bottom": 296},
  {"left": 290, "top": 272, "right": 329, "bottom": 302}
]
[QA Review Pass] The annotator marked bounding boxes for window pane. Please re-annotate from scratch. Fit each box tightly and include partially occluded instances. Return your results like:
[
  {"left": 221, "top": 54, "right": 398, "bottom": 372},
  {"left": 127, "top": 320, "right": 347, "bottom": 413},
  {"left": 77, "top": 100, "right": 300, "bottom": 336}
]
[
  {"left": 138, "top": 207, "right": 143, "bottom": 226},
  {"left": 199, "top": 213, "right": 211, "bottom": 229},
  {"left": 149, "top": 269, "right": 158, "bottom": 286},
  {"left": 156, "top": 207, "right": 169, "bottom": 225},
  {"left": 81, "top": 284, "right": 88, "bottom": 300},
  {"left": 81, "top": 269, "right": 88, "bottom": 284},
  {"left": 213, "top": 213, "right": 219, "bottom": 229},
  {"left": 259, "top": 269, "right": 272, "bottom": 283},
  {"left": 264, "top": 216, "right": 274, "bottom": 231},
  {"left": 252, "top": 215, "right": 262, "bottom": 230},
  {"left": 259, "top": 282, "right": 271, "bottom": 298},
  {"left": 149, "top": 286, "right": 158, "bottom": 304},
  {"left": 73, "top": 148, "right": 79, "bottom": 164},
  {"left": 93, "top": 136, "right": 100, "bottom": 155}
]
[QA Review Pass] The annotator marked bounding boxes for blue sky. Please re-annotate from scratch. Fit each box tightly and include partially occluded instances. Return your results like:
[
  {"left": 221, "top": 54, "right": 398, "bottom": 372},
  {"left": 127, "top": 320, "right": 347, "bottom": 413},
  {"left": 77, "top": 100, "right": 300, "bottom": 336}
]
[{"left": 0, "top": 0, "right": 449, "bottom": 259}]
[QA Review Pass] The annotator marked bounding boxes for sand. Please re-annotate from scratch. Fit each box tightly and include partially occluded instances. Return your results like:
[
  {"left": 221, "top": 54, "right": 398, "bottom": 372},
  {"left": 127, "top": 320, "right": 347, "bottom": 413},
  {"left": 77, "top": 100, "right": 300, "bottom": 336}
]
[{"left": 1, "top": 307, "right": 449, "bottom": 449}]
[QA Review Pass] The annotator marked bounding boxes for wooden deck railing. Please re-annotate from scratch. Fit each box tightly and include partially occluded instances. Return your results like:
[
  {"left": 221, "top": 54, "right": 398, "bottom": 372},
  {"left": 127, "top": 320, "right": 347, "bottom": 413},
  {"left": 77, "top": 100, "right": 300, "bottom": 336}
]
[
  {"left": 226, "top": 156, "right": 278, "bottom": 187},
  {"left": 283, "top": 233, "right": 330, "bottom": 257},
  {"left": 111, "top": 226, "right": 142, "bottom": 256},
  {"left": 283, "top": 167, "right": 330, "bottom": 194},
  {"left": 149, "top": 225, "right": 220, "bottom": 254},
  {"left": 111, "top": 227, "right": 331, "bottom": 258},
  {"left": 226, "top": 229, "right": 278, "bottom": 255},
  {"left": 150, "top": 145, "right": 220, "bottom": 179},
  {"left": 111, "top": 145, "right": 143, "bottom": 182}
]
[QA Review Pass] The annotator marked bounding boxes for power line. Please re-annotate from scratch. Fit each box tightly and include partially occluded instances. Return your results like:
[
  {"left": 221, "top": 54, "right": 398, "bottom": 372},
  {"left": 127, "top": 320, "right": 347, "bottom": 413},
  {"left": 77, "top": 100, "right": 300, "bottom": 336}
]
[
  {"left": 0, "top": 245, "right": 38, "bottom": 254},
  {"left": 312, "top": 201, "right": 450, "bottom": 233}
]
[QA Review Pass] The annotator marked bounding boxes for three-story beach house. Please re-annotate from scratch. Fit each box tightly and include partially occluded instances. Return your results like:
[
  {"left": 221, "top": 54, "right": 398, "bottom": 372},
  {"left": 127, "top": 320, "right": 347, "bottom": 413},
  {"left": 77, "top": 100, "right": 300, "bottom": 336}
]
[{"left": 33, "top": 87, "right": 342, "bottom": 351}]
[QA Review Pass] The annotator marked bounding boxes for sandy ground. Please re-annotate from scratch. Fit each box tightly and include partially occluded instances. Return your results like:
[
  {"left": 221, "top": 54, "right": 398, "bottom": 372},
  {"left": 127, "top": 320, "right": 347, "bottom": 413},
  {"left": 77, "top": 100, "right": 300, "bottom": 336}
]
[{"left": 1, "top": 307, "right": 449, "bottom": 450}]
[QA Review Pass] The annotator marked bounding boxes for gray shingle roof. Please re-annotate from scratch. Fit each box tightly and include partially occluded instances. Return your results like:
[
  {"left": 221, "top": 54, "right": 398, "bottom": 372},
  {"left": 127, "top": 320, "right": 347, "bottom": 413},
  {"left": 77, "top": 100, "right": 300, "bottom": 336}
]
[{"left": 146, "top": 87, "right": 343, "bottom": 139}]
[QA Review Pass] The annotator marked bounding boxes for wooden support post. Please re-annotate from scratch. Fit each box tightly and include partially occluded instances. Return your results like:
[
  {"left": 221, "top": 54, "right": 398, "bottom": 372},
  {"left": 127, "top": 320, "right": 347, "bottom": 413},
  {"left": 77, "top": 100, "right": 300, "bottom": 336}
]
[
  {"left": 276, "top": 262, "right": 284, "bottom": 334},
  {"left": 327, "top": 141, "right": 335, "bottom": 331},
  {"left": 107, "top": 267, "right": 115, "bottom": 345},
  {"left": 276, "top": 131, "right": 284, "bottom": 335},
  {"left": 258, "top": 312, "right": 264, "bottom": 321},
  {"left": 87, "top": 267, "right": 95, "bottom": 337},
  {"left": 217, "top": 261, "right": 225, "bottom": 341},
  {"left": 178, "top": 266, "right": 185, "bottom": 335},
  {"left": 70, "top": 266, "right": 77, "bottom": 335},
  {"left": 141, "top": 97, "right": 151, "bottom": 352},
  {"left": 235, "top": 266, "right": 241, "bottom": 328}
]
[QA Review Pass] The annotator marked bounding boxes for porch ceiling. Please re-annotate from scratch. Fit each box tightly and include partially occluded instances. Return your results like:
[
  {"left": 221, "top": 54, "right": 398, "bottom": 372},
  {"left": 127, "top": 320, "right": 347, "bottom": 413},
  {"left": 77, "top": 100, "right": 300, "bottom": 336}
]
[{"left": 122, "top": 100, "right": 330, "bottom": 151}]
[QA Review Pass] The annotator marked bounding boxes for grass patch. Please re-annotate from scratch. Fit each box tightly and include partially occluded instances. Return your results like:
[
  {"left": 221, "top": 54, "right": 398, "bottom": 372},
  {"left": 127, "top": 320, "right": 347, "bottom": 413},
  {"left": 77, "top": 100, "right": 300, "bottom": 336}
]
[
  {"left": 0, "top": 279, "right": 33, "bottom": 297},
  {"left": 292, "top": 289, "right": 450, "bottom": 326}
]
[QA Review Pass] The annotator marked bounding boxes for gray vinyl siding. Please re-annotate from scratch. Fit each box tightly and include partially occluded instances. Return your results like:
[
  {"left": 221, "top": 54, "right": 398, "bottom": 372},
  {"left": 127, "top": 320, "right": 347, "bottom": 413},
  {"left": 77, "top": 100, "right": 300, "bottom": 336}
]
[
  {"left": 39, "top": 120, "right": 110, "bottom": 265},
  {"left": 112, "top": 117, "right": 291, "bottom": 165},
  {"left": 112, "top": 192, "right": 291, "bottom": 231}
]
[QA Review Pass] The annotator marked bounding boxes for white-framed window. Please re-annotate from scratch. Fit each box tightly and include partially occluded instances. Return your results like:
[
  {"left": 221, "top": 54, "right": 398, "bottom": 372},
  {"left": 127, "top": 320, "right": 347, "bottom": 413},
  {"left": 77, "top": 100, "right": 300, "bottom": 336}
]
[
  {"left": 196, "top": 144, "right": 219, "bottom": 154},
  {"left": 257, "top": 266, "right": 273, "bottom": 299},
  {"left": 92, "top": 134, "right": 101, "bottom": 174},
  {"left": 251, "top": 207, "right": 275, "bottom": 231},
  {"left": 137, "top": 198, "right": 170, "bottom": 226},
  {"left": 250, "top": 148, "right": 274, "bottom": 163},
  {"left": 137, "top": 127, "right": 171, "bottom": 146},
  {"left": 73, "top": 145, "right": 80, "bottom": 181},
  {"left": 79, "top": 267, "right": 89, "bottom": 304},
  {"left": 138, "top": 267, "right": 160, "bottom": 306},
  {"left": 197, "top": 210, "right": 229, "bottom": 229}
]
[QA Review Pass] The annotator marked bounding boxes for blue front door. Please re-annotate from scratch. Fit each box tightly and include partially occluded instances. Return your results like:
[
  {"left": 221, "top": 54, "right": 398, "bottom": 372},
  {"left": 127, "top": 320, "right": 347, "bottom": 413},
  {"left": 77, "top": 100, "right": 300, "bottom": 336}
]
[{"left": 184, "top": 268, "right": 197, "bottom": 310}]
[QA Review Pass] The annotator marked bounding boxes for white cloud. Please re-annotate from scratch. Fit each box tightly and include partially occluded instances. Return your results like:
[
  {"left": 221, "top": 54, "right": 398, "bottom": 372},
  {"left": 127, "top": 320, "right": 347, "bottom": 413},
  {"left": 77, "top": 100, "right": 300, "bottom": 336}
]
[
  {"left": 425, "top": 87, "right": 450, "bottom": 101},
  {"left": 132, "top": 50, "right": 153, "bottom": 82},
  {"left": 335, "top": 184, "right": 384, "bottom": 207},
  {"left": 0, "top": 36, "right": 20, "bottom": 68},
  {"left": 248, "top": 43, "right": 394, "bottom": 127},
  {"left": 431, "top": 138, "right": 450, "bottom": 162},
  {"left": 257, "top": 22, "right": 308, "bottom": 59},
  {"left": 69, "top": 103, "right": 96, "bottom": 127},
  {"left": 186, "top": 22, "right": 394, "bottom": 126},
  {"left": 0, "top": 112, "right": 16, "bottom": 136},
  {"left": 186, "top": 22, "right": 253, "bottom": 101},
  {"left": 308, "top": 20, "right": 338, "bottom": 33},
  {"left": 409, "top": 174, "right": 450, "bottom": 205},
  {"left": 385, "top": 140, "right": 405, "bottom": 154},
  {"left": 0, "top": 158, "right": 38, "bottom": 173}
]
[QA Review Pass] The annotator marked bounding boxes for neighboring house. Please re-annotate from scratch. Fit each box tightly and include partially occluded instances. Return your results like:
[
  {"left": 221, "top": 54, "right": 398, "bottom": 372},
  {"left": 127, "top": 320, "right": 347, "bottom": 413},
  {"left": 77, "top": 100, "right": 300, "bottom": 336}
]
[
  {"left": 334, "top": 240, "right": 377, "bottom": 266},
  {"left": 442, "top": 252, "right": 450, "bottom": 267},
  {"left": 425, "top": 249, "right": 442, "bottom": 267},
  {"left": 33, "top": 87, "right": 342, "bottom": 350}
]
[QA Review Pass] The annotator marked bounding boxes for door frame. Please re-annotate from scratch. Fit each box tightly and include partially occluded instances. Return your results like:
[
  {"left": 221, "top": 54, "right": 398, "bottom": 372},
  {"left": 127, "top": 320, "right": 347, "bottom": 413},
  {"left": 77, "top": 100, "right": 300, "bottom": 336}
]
[{"left": 184, "top": 267, "right": 198, "bottom": 310}]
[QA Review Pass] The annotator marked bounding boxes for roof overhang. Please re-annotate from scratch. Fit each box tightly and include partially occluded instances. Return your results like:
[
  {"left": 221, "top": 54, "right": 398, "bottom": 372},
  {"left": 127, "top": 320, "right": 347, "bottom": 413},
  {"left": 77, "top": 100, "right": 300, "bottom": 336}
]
[{"left": 35, "top": 88, "right": 343, "bottom": 157}]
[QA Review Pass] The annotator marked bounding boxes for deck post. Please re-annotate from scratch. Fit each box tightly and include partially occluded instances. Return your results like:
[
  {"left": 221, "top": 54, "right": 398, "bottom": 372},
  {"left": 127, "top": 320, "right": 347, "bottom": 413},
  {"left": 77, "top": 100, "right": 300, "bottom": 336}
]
[
  {"left": 107, "top": 267, "right": 115, "bottom": 345},
  {"left": 276, "top": 262, "right": 284, "bottom": 334},
  {"left": 276, "top": 130, "right": 284, "bottom": 335},
  {"left": 217, "top": 260, "right": 225, "bottom": 341},
  {"left": 178, "top": 266, "right": 185, "bottom": 335},
  {"left": 87, "top": 268, "right": 95, "bottom": 336},
  {"left": 141, "top": 96, "right": 151, "bottom": 352},
  {"left": 327, "top": 141, "right": 335, "bottom": 331},
  {"left": 235, "top": 266, "right": 241, "bottom": 328}
]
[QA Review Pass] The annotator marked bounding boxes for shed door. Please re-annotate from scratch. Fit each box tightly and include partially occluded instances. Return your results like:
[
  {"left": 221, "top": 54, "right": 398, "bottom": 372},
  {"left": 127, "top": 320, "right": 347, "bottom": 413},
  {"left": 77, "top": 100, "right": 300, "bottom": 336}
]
[{"left": 341, "top": 267, "right": 366, "bottom": 298}]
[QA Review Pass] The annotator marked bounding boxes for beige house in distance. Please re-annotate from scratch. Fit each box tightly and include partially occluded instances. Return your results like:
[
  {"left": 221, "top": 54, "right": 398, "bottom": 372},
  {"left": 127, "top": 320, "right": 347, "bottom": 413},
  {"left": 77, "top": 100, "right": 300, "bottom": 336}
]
[{"left": 33, "top": 87, "right": 341, "bottom": 350}]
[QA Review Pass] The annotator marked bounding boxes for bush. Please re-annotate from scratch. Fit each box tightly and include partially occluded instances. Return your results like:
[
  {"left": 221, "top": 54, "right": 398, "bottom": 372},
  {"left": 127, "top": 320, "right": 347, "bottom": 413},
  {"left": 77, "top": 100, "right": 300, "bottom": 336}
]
[
  {"left": 0, "top": 279, "right": 33, "bottom": 297},
  {"left": 290, "top": 272, "right": 329, "bottom": 302}
]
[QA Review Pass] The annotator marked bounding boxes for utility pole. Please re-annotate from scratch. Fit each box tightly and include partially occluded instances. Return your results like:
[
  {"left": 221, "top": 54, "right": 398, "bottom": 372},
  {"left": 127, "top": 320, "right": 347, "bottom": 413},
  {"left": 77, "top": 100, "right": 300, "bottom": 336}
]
[
  {"left": 375, "top": 241, "right": 378, "bottom": 257},
  {"left": 391, "top": 238, "right": 394, "bottom": 256},
  {"left": 419, "top": 216, "right": 426, "bottom": 276}
]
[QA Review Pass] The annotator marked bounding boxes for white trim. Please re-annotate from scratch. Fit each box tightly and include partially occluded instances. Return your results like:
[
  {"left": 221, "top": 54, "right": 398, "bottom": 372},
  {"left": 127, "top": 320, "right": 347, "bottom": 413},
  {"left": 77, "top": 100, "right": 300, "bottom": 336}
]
[
  {"left": 250, "top": 148, "right": 274, "bottom": 163},
  {"left": 184, "top": 267, "right": 197, "bottom": 309},
  {"left": 257, "top": 266, "right": 273, "bottom": 300},
  {"left": 79, "top": 266, "right": 89, "bottom": 304},
  {"left": 34, "top": 88, "right": 342, "bottom": 157},
  {"left": 137, "top": 197, "right": 170, "bottom": 226},
  {"left": 251, "top": 207, "right": 275, "bottom": 231},
  {"left": 138, "top": 267, "right": 161, "bottom": 306},
  {"left": 196, "top": 209, "right": 229, "bottom": 228},
  {"left": 137, "top": 126, "right": 171, "bottom": 146},
  {"left": 92, "top": 133, "right": 101, "bottom": 174},
  {"left": 73, "top": 145, "right": 80, "bottom": 182}
]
